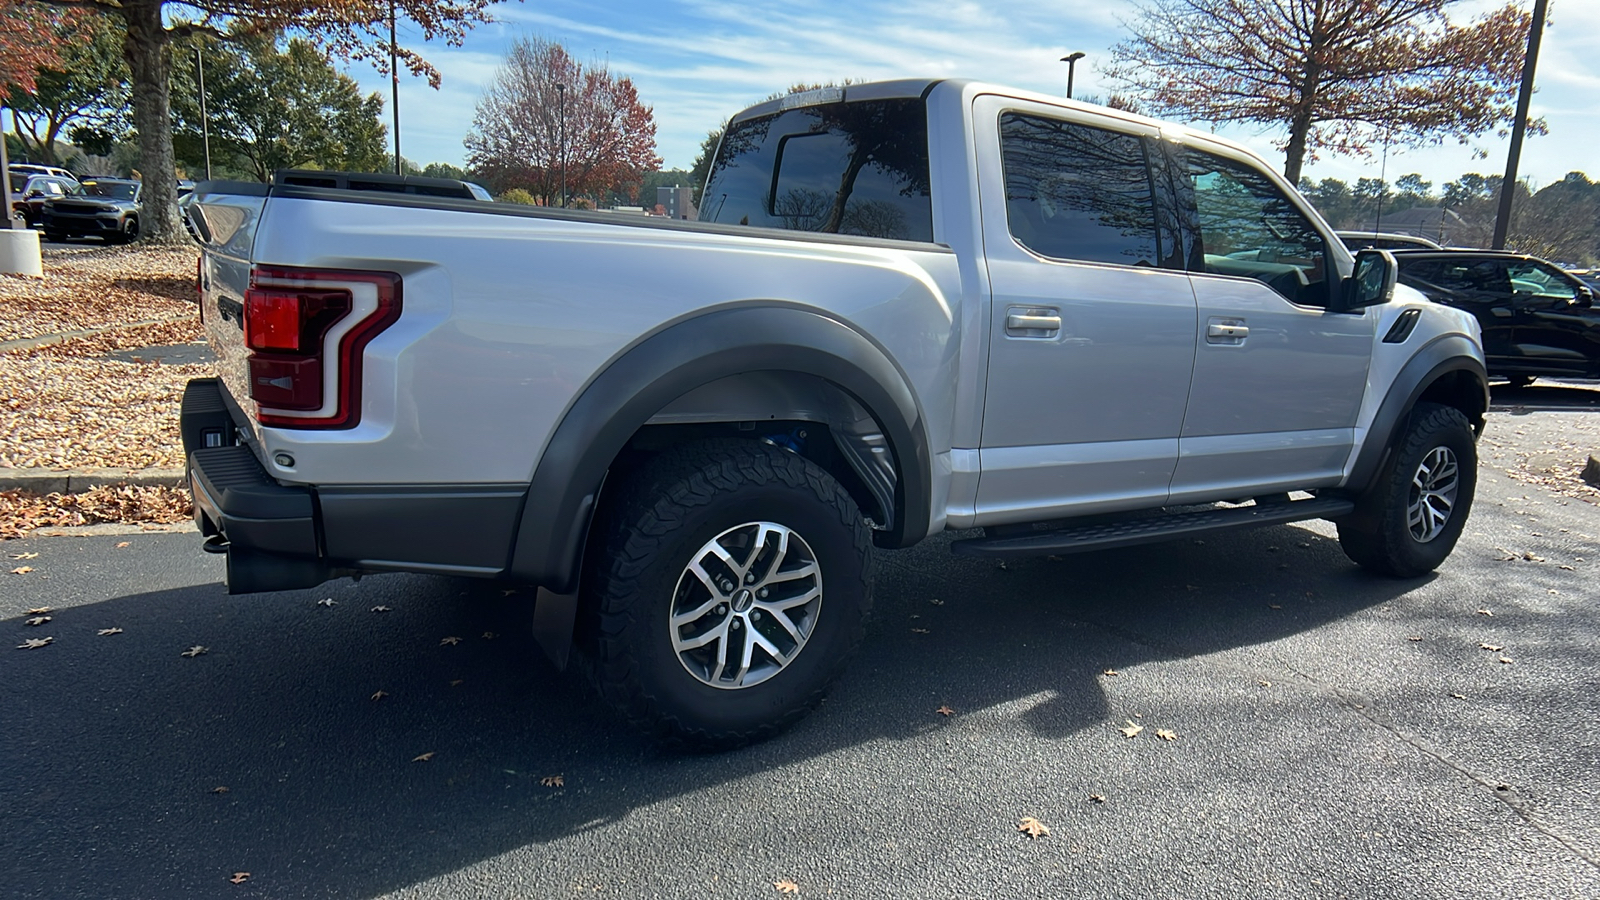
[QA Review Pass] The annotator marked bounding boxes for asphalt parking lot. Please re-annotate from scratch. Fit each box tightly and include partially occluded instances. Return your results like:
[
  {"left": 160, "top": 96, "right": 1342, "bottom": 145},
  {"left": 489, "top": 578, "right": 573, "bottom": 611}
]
[{"left": 4, "top": 399, "right": 1599, "bottom": 899}]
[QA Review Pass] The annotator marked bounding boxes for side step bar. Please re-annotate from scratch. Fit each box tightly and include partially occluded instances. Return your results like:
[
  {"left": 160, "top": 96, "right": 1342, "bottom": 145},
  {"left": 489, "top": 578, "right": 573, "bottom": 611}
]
[{"left": 951, "top": 497, "right": 1356, "bottom": 558}]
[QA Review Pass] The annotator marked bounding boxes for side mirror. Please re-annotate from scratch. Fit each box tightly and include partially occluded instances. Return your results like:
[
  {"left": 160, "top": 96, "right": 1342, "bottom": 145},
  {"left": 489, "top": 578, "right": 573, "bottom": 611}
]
[
  {"left": 1338, "top": 248, "right": 1398, "bottom": 311},
  {"left": 1579, "top": 286, "right": 1595, "bottom": 309}
]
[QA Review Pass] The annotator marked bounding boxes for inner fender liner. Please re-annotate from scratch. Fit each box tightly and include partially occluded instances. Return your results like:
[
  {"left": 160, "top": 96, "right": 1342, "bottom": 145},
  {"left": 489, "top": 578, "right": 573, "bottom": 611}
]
[
  {"left": 1346, "top": 334, "right": 1487, "bottom": 495},
  {"left": 508, "top": 306, "right": 932, "bottom": 593}
]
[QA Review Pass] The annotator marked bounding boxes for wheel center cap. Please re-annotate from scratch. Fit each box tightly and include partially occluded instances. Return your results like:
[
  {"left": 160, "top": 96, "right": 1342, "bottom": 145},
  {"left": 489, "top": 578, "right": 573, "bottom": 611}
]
[{"left": 732, "top": 588, "right": 755, "bottom": 613}]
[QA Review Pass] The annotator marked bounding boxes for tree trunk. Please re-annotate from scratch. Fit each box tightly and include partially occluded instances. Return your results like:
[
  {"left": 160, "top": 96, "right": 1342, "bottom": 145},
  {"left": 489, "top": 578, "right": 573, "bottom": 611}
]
[{"left": 120, "top": 0, "right": 187, "bottom": 244}]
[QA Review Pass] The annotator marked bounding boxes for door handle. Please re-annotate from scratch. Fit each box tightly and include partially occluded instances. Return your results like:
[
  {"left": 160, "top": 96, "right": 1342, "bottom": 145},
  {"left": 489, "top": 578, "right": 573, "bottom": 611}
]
[
  {"left": 1007, "top": 313, "right": 1062, "bottom": 333},
  {"left": 1206, "top": 320, "right": 1249, "bottom": 341}
]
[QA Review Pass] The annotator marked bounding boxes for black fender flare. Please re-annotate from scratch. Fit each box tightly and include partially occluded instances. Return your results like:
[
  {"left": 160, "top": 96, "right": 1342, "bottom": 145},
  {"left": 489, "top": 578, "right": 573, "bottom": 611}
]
[
  {"left": 1346, "top": 334, "right": 1488, "bottom": 495},
  {"left": 508, "top": 306, "right": 933, "bottom": 593}
]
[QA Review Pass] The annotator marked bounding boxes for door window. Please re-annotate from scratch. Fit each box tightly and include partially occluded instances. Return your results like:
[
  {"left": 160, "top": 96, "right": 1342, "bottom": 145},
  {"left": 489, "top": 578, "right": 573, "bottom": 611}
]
[
  {"left": 998, "top": 113, "right": 1167, "bottom": 268},
  {"left": 1181, "top": 149, "right": 1331, "bottom": 307},
  {"left": 1507, "top": 260, "right": 1579, "bottom": 307}
]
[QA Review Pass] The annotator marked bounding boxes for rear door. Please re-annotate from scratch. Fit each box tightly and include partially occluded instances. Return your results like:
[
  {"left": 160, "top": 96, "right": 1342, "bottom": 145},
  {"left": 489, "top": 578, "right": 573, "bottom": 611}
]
[
  {"left": 973, "top": 97, "right": 1197, "bottom": 523},
  {"left": 1166, "top": 143, "right": 1371, "bottom": 503},
  {"left": 1397, "top": 257, "right": 1517, "bottom": 368},
  {"left": 1505, "top": 259, "right": 1600, "bottom": 376}
]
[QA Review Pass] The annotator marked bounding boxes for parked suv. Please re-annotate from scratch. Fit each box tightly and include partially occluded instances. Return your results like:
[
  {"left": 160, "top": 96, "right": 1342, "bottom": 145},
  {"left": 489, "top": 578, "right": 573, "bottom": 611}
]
[
  {"left": 41, "top": 176, "right": 142, "bottom": 243},
  {"left": 1394, "top": 249, "right": 1599, "bottom": 386},
  {"left": 14, "top": 174, "right": 83, "bottom": 227}
]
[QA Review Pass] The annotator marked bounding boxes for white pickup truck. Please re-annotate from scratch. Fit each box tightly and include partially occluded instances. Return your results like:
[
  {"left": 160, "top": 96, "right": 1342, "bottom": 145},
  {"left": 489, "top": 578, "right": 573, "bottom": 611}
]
[{"left": 183, "top": 80, "right": 1487, "bottom": 748}]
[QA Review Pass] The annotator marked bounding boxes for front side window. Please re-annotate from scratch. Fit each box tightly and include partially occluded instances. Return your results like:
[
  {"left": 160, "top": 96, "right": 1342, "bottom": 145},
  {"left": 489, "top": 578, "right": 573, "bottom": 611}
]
[
  {"left": 1507, "top": 260, "right": 1579, "bottom": 307},
  {"left": 700, "top": 99, "right": 932, "bottom": 242},
  {"left": 1182, "top": 149, "right": 1330, "bottom": 306},
  {"left": 999, "top": 113, "right": 1164, "bottom": 267}
]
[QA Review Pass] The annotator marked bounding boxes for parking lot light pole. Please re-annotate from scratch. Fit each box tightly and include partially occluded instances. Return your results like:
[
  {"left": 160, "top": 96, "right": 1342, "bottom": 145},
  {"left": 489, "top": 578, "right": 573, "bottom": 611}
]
[
  {"left": 1060, "top": 52, "right": 1086, "bottom": 99},
  {"left": 1492, "top": 0, "right": 1547, "bottom": 250}
]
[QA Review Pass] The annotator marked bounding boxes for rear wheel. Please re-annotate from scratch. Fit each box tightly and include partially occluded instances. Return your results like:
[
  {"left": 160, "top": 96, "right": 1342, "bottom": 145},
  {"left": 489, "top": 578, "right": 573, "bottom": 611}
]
[
  {"left": 1338, "top": 403, "right": 1476, "bottom": 577},
  {"left": 585, "top": 440, "right": 873, "bottom": 750}
]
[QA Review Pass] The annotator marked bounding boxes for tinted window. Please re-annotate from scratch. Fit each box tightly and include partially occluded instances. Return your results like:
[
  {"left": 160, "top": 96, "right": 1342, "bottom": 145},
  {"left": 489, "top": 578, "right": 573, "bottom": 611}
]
[
  {"left": 1182, "top": 149, "right": 1330, "bottom": 306},
  {"left": 82, "top": 181, "right": 138, "bottom": 201},
  {"left": 700, "top": 99, "right": 931, "bottom": 242},
  {"left": 999, "top": 114, "right": 1164, "bottom": 267}
]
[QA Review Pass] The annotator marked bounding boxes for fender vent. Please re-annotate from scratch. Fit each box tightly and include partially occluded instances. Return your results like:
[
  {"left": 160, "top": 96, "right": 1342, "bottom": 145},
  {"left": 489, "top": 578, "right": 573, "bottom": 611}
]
[{"left": 1383, "top": 309, "right": 1422, "bottom": 344}]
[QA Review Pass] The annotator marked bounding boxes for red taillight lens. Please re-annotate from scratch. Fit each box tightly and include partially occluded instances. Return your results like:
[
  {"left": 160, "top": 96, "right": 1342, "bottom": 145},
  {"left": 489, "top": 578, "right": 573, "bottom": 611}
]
[
  {"left": 244, "top": 286, "right": 350, "bottom": 351},
  {"left": 244, "top": 266, "right": 401, "bottom": 430}
]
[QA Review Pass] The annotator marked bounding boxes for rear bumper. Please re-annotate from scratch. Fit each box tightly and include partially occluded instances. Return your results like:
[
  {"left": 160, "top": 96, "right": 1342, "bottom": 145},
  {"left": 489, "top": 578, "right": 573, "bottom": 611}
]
[{"left": 182, "top": 378, "right": 529, "bottom": 594}]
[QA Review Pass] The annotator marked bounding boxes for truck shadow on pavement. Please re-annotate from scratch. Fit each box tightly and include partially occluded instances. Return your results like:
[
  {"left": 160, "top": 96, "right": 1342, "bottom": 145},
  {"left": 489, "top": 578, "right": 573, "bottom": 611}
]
[{"left": 4, "top": 524, "right": 1420, "bottom": 899}]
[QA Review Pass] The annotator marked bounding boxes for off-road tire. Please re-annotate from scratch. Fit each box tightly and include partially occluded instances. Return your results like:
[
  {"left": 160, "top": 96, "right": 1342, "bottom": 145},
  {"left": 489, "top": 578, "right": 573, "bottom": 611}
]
[
  {"left": 585, "top": 439, "right": 873, "bottom": 750},
  {"left": 1338, "top": 403, "right": 1476, "bottom": 577}
]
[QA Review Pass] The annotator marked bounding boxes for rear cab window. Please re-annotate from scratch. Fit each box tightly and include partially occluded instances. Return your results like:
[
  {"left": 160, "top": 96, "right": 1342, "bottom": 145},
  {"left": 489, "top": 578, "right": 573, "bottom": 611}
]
[{"left": 700, "top": 98, "right": 933, "bottom": 242}]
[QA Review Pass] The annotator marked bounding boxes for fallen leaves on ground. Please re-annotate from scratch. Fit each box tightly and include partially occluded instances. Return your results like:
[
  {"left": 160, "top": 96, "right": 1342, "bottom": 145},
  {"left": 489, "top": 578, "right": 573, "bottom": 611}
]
[
  {"left": 412, "top": 752, "right": 435, "bottom": 762},
  {"left": 1, "top": 485, "right": 192, "bottom": 540},
  {"left": 98, "top": 627, "right": 122, "bottom": 635},
  {"left": 1155, "top": 729, "right": 1177, "bottom": 741},
  {"left": 115, "top": 541, "right": 129, "bottom": 548},
  {"left": 936, "top": 705, "right": 955, "bottom": 717},
  {"left": 1499, "top": 656, "right": 1514, "bottom": 665},
  {"left": 773, "top": 879, "right": 799, "bottom": 894},
  {"left": 229, "top": 872, "right": 249, "bottom": 885},
  {"left": 10, "top": 566, "right": 33, "bottom": 574},
  {"left": 1102, "top": 669, "right": 1119, "bottom": 676},
  {"left": 1088, "top": 794, "right": 1106, "bottom": 804},
  {"left": 541, "top": 774, "right": 564, "bottom": 787},
  {"left": 1480, "top": 642, "right": 1503, "bottom": 651},
  {"left": 25, "top": 615, "right": 50, "bottom": 626},
  {"left": 17, "top": 636, "right": 52, "bottom": 649},
  {"left": 910, "top": 627, "right": 930, "bottom": 634},
  {"left": 1477, "top": 609, "right": 1495, "bottom": 617},
  {"left": 211, "top": 786, "right": 229, "bottom": 794},
  {"left": 439, "top": 636, "right": 462, "bottom": 646},
  {"left": 181, "top": 645, "right": 207, "bottom": 657},
  {"left": 1119, "top": 720, "right": 1144, "bottom": 738},
  {"left": 316, "top": 598, "right": 336, "bottom": 607},
  {"left": 371, "top": 690, "right": 389, "bottom": 701},
  {"left": 481, "top": 631, "right": 497, "bottom": 640},
  {"left": 11, "top": 551, "right": 38, "bottom": 559},
  {"left": 1017, "top": 816, "right": 1050, "bottom": 839},
  {"left": 370, "top": 606, "right": 391, "bottom": 613}
]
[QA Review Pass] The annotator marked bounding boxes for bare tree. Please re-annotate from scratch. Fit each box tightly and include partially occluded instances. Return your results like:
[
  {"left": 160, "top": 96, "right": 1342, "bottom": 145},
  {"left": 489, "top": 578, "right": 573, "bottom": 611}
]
[{"left": 1107, "top": 0, "right": 1533, "bottom": 182}]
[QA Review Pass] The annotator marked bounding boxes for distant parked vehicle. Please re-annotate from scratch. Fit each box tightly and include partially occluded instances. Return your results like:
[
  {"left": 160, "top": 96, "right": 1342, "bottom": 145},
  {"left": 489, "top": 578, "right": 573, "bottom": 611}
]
[
  {"left": 16, "top": 174, "right": 83, "bottom": 227},
  {"left": 41, "top": 177, "right": 142, "bottom": 243},
  {"left": 1393, "top": 249, "right": 1599, "bottom": 386},
  {"left": 8, "top": 162, "right": 78, "bottom": 186},
  {"left": 1337, "top": 231, "right": 1443, "bottom": 252}
]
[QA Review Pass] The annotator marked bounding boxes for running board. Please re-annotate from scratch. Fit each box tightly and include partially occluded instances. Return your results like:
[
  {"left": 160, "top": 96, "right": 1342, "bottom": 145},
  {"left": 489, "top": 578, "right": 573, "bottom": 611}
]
[{"left": 950, "top": 497, "right": 1356, "bottom": 558}]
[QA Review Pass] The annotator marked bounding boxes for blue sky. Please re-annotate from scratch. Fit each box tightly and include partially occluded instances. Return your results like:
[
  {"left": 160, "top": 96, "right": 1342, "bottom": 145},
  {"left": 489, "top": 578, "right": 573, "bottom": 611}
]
[{"left": 349, "top": 0, "right": 1600, "bottom": 192}]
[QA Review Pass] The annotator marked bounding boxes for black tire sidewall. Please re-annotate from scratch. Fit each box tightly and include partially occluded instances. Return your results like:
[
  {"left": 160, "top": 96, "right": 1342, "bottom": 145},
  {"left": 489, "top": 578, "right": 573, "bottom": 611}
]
[
  {"left": 1354, "top": 405, "right": 1477, "bottom": 576},
  {"left": 594, "top": 446, "right": 871, "bottom": 745}
]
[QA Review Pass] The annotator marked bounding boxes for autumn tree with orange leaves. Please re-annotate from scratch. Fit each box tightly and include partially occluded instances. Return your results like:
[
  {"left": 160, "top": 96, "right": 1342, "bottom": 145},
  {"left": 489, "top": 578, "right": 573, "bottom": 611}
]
[
  {"left": 1106, "top": 0, "right": 1533, "bottom": 183},
  {"left": 23, "top": 0, "right": 504, "bottom": 243},
  {"left": 465, "top": 37, "right": 661, "bottom": 207}
]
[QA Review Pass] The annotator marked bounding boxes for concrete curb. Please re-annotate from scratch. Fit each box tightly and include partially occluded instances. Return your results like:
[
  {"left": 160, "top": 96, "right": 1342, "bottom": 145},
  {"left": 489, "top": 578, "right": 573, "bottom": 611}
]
[{"left": 0, "top": 467, "right": 186, "bottom": 494}]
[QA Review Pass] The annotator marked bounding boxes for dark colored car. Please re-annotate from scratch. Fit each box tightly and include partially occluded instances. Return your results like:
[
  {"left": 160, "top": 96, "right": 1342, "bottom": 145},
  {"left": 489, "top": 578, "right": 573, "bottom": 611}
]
[
  {"left": 41, "top": 177, "right": 142, "bottom": 243},
  {"left": 1393, "top": 249, "right": 1599, "bottom": 386},
  {"left": 16, "top": 175, "right": 83, "bottom": 227},
  {"left": 1336, "top": 230, "right": 1443, "bottom": 251}
]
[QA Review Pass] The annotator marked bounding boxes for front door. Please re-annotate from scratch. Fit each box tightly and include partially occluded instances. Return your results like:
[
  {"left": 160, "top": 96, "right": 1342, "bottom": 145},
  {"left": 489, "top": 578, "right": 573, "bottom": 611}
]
[
  {"left": 974, "top": 100, "right": 1197, "bottom": 524},
  {"left": 1166, "top": 144, "right": 1372, "bottom": 503}
]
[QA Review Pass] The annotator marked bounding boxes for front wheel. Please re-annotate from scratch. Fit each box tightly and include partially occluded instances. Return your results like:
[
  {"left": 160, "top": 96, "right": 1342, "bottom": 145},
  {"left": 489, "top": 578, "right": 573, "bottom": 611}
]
[
  {"left": 1338, "top": 403, "right": 1476, "bottom": 577},
  {"left": 585, "top": 440, "right": 873, "bottom": 750}
]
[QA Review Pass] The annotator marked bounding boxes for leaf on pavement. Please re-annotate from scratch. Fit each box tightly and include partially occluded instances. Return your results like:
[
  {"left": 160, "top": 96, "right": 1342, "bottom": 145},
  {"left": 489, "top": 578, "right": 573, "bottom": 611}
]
[
  {"left": 412, "top": 752, "right": 435, "bottom": 762},
  {"left": 936, "top": 705, "right": 955, "bottom": 717},
  {"left": 541, "top": 774, "right": 563, "bottom": 787},
  {"left": 181, "top": 645, "right": 207, "bottom": 657},
  {"left": 1521, "top": 552, "right": 1545, "bottom": 562},
  {"left": 774, "top": 879, "right": 799, "bottom": 894},
  {"left": 1102, "top": 669, "right": 1119, "bottom": 676},
  {"left": 1017, "top": 816, "right": 1050, "bottom": 839},
  {"left": 1407, "top": 636, "right": 1423, "bottom": 642},
  {"left": 26, "top": 606, "right": 52, "bottom": 615},
  {"left": 316, "top": 598, "right": 336, "bottom": 607},
  {"left": 1558, "top": 564, "right": 1575, "bottom": 571},
  {"left": 98, "top": 627, "right": 123, "bottom": 636},
  {"left": 1088, "top": 793, "right": 1106, "bottom": 803},
  {"left": 1499, "top": 656, "right": 1514, "bottom": 665},
  {"left": 449, "top": 679, "right": 464, "bottom": 687},
  {"left": 11, "top": 552, "right": 39, "bottom": 559},
  {"left": 481, "top": 631, "right": 497, "bottom": 640},
  {"left": 229, "top": 873, "right": 249, "bottom": 884},
  {"left": 1450, "top": 692, "right": 1467, "bottom": 699},
  {"left": 115, "top": 541, "right": 130, "bottom": 548},
  {"left": 1479, "top": 643, "right": 1503, "bottom": 651},
  {"left": 211, "top": 786, "right": 229, "bottom": 794},
  {"left": 11, "top": 566, "right": 33, "bottom": 574},
  {"left": 1155, "top": 729, "right": 1177, "bottom": 741},
  {"left": 1119, "top": 720, "right": 1144, "bottom": 738},
  {"left": 1476, "top": 609, "right": 1494, "bottom": 617},
  {"left": 911, "top": 627, "right": 930, "bottom": 634},
  {"left": 16, "top": 637, "right": 52, "bottom": 649},
  {"left": 440, "top": 636, "right": 462, "bottom": 646},
  {"left": 928, "top": 597, "right": 944, "bottom": 605},
  {"left": 370, "top": 605, "right": 391, "bottom": 613},
  {"left": 25, "top": 615, "right": 50, "bottom": 626},
  {"left": 371, "top": 690, "right": 389, "bottom": 701}
]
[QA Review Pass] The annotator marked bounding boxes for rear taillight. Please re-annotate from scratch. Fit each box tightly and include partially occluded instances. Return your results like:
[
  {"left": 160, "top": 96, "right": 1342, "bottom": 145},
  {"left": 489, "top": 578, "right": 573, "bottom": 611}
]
[{"left": 244, "top": 265, "right": 401, "bottom": 429}]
